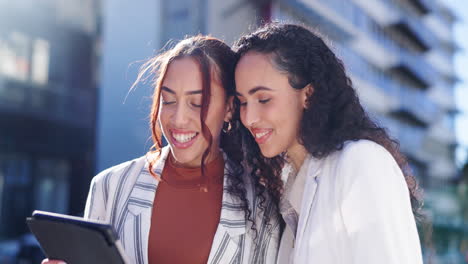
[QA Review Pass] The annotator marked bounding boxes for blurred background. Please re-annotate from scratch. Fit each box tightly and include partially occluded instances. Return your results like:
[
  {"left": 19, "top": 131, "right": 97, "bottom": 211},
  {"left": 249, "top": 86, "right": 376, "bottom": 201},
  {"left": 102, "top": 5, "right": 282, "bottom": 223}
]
[{"left": 0, "top": 0, "right": 467, "bottom": 263}]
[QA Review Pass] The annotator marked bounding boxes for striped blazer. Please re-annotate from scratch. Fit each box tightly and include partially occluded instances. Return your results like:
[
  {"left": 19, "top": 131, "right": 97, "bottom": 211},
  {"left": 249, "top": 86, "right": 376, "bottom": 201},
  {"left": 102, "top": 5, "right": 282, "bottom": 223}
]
[{"left": 84, "top": 146, "right": 280, "bottom": 264}]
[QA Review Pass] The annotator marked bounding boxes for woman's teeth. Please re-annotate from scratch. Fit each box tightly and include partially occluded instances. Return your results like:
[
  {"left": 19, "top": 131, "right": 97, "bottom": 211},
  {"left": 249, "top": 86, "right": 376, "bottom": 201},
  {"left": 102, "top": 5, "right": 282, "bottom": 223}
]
[
  {"left": 172, "top": 132, "right": 197, "bottom": 143},
  {"left": 255, "top": 131, "right": 269, "bottom": 138}
]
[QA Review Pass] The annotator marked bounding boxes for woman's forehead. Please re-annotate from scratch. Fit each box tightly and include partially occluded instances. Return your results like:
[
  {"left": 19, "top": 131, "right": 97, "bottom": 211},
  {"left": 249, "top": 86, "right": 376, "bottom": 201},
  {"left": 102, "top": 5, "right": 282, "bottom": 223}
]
[
  {"left": 235, "top": 52, "right": 288, "bottom": 93},
  {"left": 163, "top": 57, "right": 225, "bottom": 95}
]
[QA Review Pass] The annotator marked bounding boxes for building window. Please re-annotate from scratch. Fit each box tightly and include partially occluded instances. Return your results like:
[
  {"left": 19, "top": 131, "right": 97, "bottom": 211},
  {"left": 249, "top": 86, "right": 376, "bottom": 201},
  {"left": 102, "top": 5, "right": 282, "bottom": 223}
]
[
  {"left": 34, "top": 159, "right": 70, "bottom": 214},
  {"left": 0, "top": 153, "right": 32, "bottom": 238},
  {"left": 0, "top": 31, "right": 30, "bottom": 82},
  {"left": 31, "top": 38, "right": 50, "bottom": 86}
]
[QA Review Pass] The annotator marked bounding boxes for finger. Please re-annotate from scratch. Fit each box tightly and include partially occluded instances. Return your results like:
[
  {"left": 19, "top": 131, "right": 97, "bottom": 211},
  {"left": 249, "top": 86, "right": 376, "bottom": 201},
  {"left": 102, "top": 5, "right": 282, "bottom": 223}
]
[{"left": 41, "top": 259, "right": 67, "bottom": 264}]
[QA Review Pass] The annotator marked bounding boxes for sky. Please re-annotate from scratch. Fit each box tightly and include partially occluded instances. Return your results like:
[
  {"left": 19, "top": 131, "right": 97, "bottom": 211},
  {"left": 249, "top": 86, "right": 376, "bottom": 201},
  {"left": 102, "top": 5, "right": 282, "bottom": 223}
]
[{"left": 444, "top": 0, "right": 468, "bottom": 167}]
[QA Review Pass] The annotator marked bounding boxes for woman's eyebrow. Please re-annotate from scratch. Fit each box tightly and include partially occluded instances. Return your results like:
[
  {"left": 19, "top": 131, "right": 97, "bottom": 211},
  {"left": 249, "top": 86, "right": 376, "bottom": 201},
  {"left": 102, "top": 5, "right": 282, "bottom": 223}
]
[
  {"left": 185, "top": 90, "right": 202, "bottom": 95},
  {"left": 161, "top": 86, "right": 175, "bottom": 94},
  {"left": 161, "top": 86, "right": 202, "bottom": 95},
  {"left": 236, "top": 86, "right": 272, "bottom": 97}
]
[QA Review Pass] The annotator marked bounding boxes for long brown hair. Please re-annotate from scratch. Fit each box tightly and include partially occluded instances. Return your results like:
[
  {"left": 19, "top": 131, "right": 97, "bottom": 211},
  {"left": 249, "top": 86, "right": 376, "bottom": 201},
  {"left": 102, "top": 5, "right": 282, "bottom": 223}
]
[{"left": 132, "top": 35, "right": 251, "bottom": 219}]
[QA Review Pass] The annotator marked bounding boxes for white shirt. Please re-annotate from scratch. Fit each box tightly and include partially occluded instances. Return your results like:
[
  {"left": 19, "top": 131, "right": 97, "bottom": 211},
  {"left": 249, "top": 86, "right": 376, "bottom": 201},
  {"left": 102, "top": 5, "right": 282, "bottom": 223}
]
[{"left": 278, "top": 140, "right": 423, "bottom": 263}]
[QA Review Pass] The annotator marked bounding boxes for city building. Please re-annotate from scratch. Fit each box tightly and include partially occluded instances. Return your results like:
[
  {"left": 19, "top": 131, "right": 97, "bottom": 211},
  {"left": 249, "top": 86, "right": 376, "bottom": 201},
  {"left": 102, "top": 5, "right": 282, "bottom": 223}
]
[
  {"left": 267, "top": 0, "right": 462, "bottom": 262},
  {"left": 0, "top": 0, "right": 100, "bottom": 260}
]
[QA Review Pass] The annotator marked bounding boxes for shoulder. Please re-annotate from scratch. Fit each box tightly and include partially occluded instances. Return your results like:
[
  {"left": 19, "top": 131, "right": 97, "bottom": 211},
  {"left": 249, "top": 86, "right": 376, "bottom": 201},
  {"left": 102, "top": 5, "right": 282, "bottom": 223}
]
[
  {"left": 91, "top": 156, "right": 148, "bottom": 187},
  {"left": 340, "top": 139, "right": 392, "bottom": 159},
  {"left": 333, "top": 139, "right": 396, "bottom": 168},
  {"left": 328, "top": 140, "right": 407, "bottom": 196},
  {"left": 325, "top": 140, "right": 402, "bottom": 187},
  {"left": 316, "top": 139, "right": 396, "bottom": 181}
]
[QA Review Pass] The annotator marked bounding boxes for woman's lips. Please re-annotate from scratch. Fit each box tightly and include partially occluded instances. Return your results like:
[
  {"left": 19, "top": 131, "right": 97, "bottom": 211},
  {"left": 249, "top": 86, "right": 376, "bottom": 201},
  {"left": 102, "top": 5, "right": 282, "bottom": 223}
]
[
  {"left": 251, "top": 128, "right": 273, "bottom": 144},
  {"left": 170, "top": 129, "right": 199, "bottom": 149}
]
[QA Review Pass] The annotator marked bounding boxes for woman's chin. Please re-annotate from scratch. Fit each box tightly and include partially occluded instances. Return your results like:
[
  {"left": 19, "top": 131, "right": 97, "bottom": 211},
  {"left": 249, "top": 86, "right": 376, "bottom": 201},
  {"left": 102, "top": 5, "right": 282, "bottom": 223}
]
[
  {"left": 169, "top": 149, "right": 199, "bottom": 167},
  {"left": 259, "top": 147, "right": 281, "bottom": 159}
]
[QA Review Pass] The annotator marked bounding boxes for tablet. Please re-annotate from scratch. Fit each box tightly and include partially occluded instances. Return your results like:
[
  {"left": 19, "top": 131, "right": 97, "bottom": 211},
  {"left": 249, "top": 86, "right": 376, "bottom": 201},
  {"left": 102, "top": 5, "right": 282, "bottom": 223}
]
[{"left": 27, "top": 210, "right": 129, "bottom": 264}]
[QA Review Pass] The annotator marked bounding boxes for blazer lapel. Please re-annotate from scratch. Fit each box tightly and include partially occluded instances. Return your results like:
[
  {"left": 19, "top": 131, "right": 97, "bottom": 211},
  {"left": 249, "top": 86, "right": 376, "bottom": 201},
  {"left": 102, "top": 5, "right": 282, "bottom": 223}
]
[
  {"left": 118, "top": 149, "right": 248, "bottom": 264},
  {"left": 120, "top": 147, "right": 169, "bottom": 264},
  {"left": 294, "top": 157, "right": 324, "bottom": 258},
  {"left": 207, "top": 158, "right": 247, "bottom": 264}
]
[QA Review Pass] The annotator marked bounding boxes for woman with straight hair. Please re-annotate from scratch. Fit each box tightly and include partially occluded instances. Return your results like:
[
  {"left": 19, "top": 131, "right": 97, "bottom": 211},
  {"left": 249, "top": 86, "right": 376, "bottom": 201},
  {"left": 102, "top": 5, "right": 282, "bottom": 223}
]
[
  {"left": 43, "top": 35, "right": 280, "bottom": 264},
  {"left": 234, "top": 23, "right": 423, "bottom": 263}
]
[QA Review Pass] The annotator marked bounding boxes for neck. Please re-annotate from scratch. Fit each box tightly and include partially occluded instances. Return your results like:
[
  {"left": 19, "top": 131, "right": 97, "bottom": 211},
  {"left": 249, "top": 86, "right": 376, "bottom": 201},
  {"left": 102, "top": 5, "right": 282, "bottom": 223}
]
[
  {"left": 286, "top": 143, "right": 308, "bottom": 172},
  {"left": 170, "top": 148, "right": 222, "bottom": 169}
]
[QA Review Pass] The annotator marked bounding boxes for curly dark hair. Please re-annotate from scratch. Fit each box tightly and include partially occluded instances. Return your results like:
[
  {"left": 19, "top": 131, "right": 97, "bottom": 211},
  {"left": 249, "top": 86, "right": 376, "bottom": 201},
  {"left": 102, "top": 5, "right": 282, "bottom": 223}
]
[
  {"left": 233, "top": 23, "right": 423, "bottom": 220},
  {"left": 132, "top": 35, "right": 251, "bottom": 223}
]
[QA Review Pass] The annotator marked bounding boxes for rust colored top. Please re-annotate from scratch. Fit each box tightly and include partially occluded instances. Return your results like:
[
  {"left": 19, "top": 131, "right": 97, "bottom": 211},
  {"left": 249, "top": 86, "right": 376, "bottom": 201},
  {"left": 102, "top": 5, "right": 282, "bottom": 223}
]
[{"left": 148, "top": 154, "right": 225, "bottom": 264}]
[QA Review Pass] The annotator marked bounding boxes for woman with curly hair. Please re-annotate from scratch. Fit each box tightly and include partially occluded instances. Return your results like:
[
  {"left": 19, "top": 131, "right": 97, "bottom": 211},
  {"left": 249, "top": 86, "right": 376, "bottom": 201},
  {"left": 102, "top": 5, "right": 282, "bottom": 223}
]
[
  {"left": 43, "top": 35, "right": 280, "bottom": 264},
  {"left": 234, "top": 23, "right": 423, "bottom": 263}
]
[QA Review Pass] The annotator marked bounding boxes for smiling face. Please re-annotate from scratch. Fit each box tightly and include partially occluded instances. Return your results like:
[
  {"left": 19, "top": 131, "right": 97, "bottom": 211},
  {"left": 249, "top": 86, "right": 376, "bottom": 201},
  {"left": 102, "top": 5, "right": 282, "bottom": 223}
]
[
  {"left": 235, "top": 51, "right": 308, "bottom": 159},
  {"left": 159, "top": 57, "right": 231, "bottom": 167}
]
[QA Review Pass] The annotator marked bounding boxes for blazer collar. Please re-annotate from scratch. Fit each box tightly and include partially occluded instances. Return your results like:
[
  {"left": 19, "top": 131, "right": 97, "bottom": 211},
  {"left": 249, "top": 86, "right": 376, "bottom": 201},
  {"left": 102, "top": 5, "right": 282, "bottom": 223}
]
[
  {"left": 294, "top": 155, "right": 325, "bottom": 253},
  {"left": 126, "top": 146, "right": 169, "bottom": 216},
  {"left": 127, "top": 147, "right": 247, "bottom": 237}
]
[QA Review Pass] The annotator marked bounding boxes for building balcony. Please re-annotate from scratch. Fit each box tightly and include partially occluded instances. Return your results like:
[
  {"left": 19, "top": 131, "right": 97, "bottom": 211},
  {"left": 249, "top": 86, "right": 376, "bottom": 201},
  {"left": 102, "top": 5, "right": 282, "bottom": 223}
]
[
  {"left": 426, "top": 116, "right": 457, "bottom": 146},
  {"left": 428, "top": 84, "right": 456, "bottom": 112},
  {"left": 393, "top": 84, "right": 439, "bottom": 126},
  {"left": 310, "top": 0, "right": 432, "bottom": 80},
  {"left": 378, "top": 115, "right": 428, "bottom": 161},
  {"left": 302, "top": 0, "right": 442, "bottom": 91},
  {"left": 332, "top": 3, "right": 438, "bottom": 89},
  {"left": 423, "top": 14, "right": 454, "bottom": 44},
  {"left": 425, "top": 49, "right": 454, "bottom": 77},
  {"left": 336, "top": 45, "right": 439, "bottom": 126},
  {"left": 386, "top": 17, "right": 432, "bottom": 52},
  {"left": 434, "top": 2, "right": 457, "bottom": 25},
  {"left": 376, "top": 0, "right": 437, "bottom": 52},
  {"left": 353, "top": 0, "right": 400, "bottom": 26},
  {"left": 291, "top": 0, "right": 354, "bottom": 41},
  {"left": 427, "top": 157, "right": 458, "bottom": 179},
  {"left": 406, "top": 0, "right": 431, "bottom": 14},
  {"left": 0, "top": 76, "right": 95, "bottom": 129},
  {"left": 386, "top": 48, "right": 438, "bottom": 89},
  {"left": 335, "top": 45, "right": 397, "bottom": 113}
]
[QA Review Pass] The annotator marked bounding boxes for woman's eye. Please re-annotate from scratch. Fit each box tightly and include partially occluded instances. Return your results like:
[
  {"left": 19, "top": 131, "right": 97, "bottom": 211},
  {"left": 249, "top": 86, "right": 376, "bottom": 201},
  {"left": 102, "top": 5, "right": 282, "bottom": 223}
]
[
  {"left": 191, "top": 102, "right": 202, "bottom": 108},
  {"left": 236, "top": 97, "right": 247, "bottom": 107},
  {"left": 259, "top": 98, "right": 271, "bottom": 104},
  {"left": 162, "top": 100, "right": 175, "bottom": 105}
]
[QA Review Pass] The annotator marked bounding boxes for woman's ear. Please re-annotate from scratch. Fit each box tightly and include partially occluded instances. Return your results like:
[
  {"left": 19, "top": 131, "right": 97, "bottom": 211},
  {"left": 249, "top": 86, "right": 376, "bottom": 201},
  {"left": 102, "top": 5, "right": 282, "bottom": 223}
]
[
  {"left": 224, "top": 96, "right": 234, "bottom": 122},
  {"left": 302, "top": 84, "right": 314, "bottom": 109}
]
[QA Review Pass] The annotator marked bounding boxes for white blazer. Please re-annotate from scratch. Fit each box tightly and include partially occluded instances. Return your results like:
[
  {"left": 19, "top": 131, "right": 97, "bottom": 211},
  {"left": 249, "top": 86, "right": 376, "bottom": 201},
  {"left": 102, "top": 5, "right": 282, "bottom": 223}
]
[
  {"left": 285, "top": 140, "right": 423, "bottom": 263},
  {"left": 84, "top": 146, "right": 280, "bottom": 264}
]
